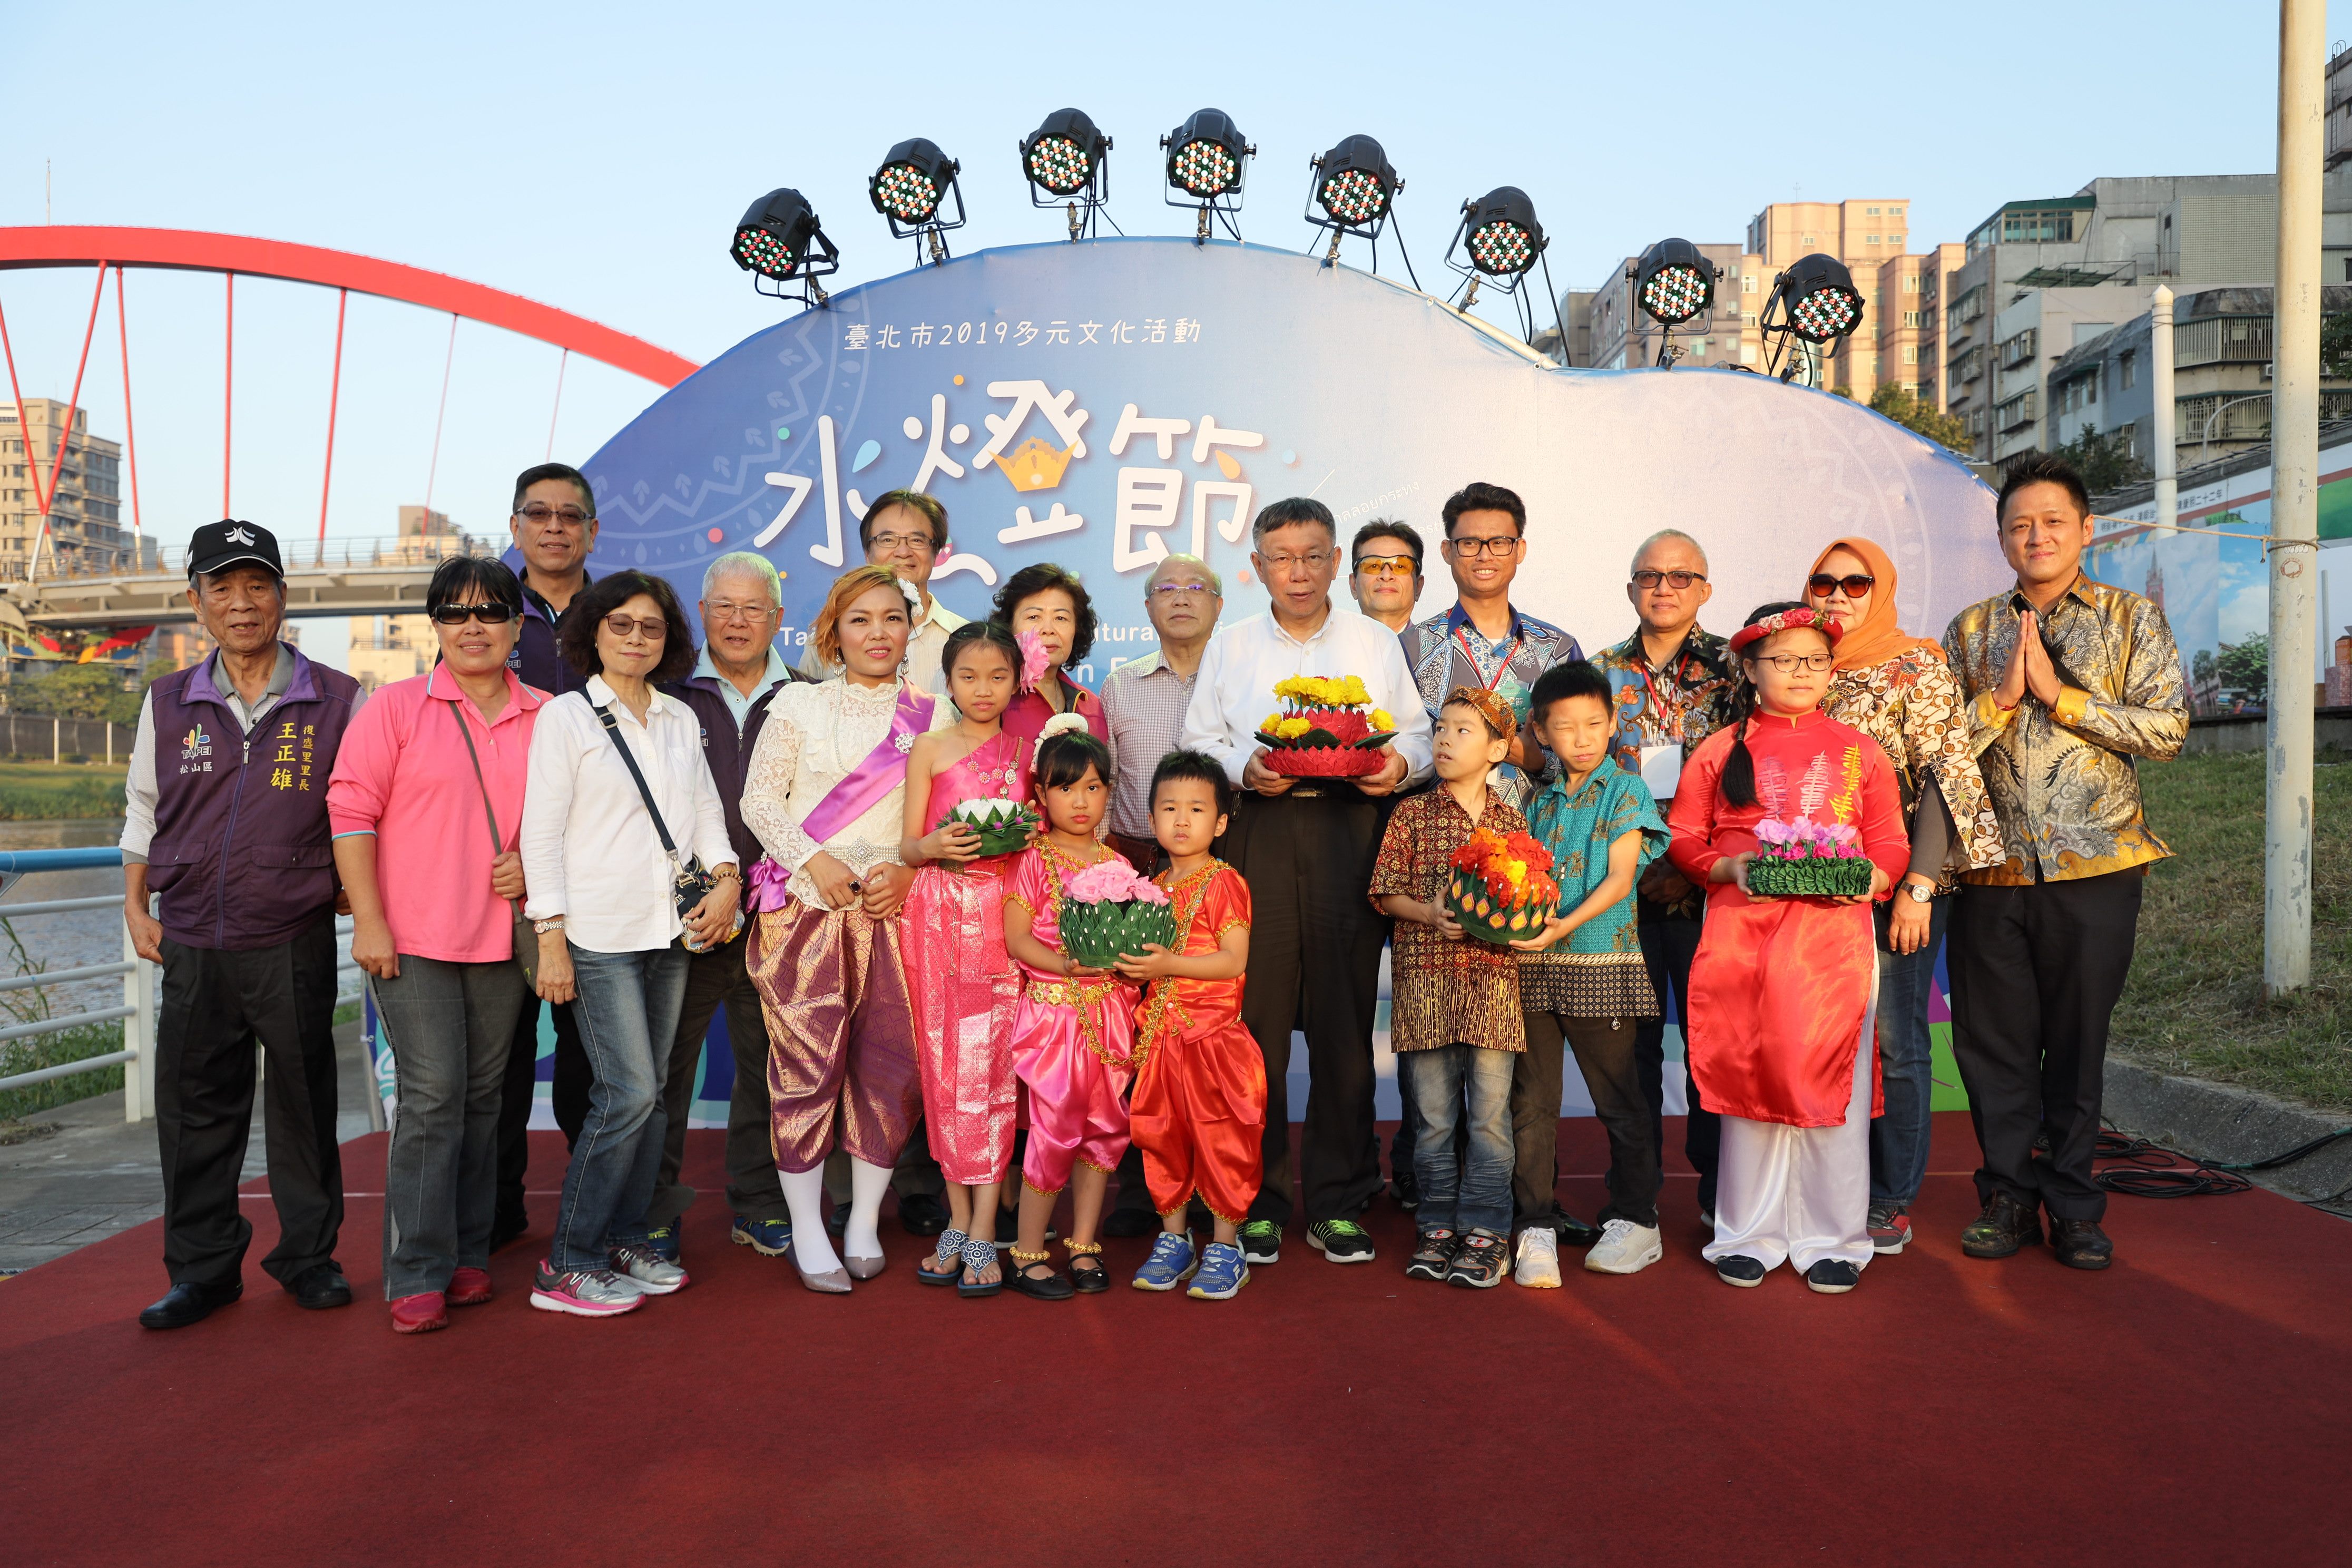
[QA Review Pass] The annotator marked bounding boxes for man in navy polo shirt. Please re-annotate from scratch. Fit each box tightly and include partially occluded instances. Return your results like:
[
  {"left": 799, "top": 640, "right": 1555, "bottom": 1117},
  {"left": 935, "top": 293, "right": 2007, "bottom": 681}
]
[{"left": 123, "top": 520, "right": 363, "bottom": 1329}]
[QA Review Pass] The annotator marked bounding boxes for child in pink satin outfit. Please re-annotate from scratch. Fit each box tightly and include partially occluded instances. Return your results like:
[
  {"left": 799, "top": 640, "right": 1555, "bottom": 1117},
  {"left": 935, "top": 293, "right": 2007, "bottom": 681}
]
[
  {"left": 899, "top": 621, "right": 1034, "bottom": 1296},
  {"left": 1000, "top": 722, "right": 1140, "bottom": 1300}
]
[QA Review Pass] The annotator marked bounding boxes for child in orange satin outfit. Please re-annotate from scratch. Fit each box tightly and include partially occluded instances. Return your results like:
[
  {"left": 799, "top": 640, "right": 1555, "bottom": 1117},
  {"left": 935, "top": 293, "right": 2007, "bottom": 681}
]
[{"left": 1113, "top": 751, "right": 1259, "bottom": 1300}]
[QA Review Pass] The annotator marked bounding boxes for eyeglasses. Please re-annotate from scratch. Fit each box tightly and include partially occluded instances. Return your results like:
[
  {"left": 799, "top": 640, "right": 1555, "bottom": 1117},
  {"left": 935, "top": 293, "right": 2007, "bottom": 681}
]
[
  {"left": 1807, "top": 573, "right": 1876, "bottom": 597},
  {"left": 1354, "top": 554, "right": 1418, "bottom": 577},
  {"left": 1147, "top": 581, "right": 1218, "bottom": 601},
  {"left": 1259, "top": 549, "right": 1336, "bottom": 574},
  {"left": 602, "top": 614, "right": 669, "bottom": 641},
  {"left": 1749, "top": 651, "right": 1835, "bottom": 673},
  {"left": 868, "top": 531, "right": 939, "bottom": 555},
  {"left": 705, "top": 600, "right": 778, "bottom": 625},
  {"left": 514, "top": 504, "right": 591, "bottom": 527},
  {"left": 429, "top": 601, "right": 517, "bottom": 626},
  {"left": 1445, "top": 535, "right": 1522, "bottom": 558},
  {"left": 1631, "top": 569, "right": 1707, "bottom": 590}
]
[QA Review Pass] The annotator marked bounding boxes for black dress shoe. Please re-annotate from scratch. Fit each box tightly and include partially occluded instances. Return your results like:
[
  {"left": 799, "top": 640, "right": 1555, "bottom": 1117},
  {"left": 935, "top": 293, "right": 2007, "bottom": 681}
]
[
  {"left": 140, "top": 1280, "right": 241, "bottom": 1329},
  {"left": 2050, "top": 1218, "right": 2114, "bottom": 1271},
  {"left": 489, "top": 1215, "right": 530, "bottom": 1252},
  {"left": 1102, "top": 1204, "right": 1157, "bottom": 1239},
  {"left": 1552, "top": 1208, "right": 1601, "bottom": 1249},
  {"left": 286, "top": 1261, "right": 353, "bottom": 1310},
  {"left": 896, "top": 1192, "right": 949, "bottom": 1238},
  {"left": 1961, "top": 1193, "right": 2043, "bottom": 1259}
]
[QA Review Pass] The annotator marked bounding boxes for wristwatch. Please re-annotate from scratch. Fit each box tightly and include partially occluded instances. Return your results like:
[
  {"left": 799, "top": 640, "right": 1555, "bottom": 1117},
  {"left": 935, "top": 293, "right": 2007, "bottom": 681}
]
[
  {"left": 534, "top": 917, "right": 567, "bottom": 934},
  {"left": 1903, "top": 883, "right": 1934, "bottom": 905}
]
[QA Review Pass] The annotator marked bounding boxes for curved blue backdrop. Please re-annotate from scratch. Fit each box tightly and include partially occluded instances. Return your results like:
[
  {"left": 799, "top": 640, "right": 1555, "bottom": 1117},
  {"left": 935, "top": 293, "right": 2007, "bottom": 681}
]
[{"left": 581, "top": 237, "right": 2008, "bottom": 677}]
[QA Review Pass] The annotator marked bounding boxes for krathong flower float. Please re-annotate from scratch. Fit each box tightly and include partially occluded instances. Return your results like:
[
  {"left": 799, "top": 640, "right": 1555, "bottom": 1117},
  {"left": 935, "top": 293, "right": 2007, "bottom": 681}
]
[{"left": 1252, "top": 674, "right": 1399, "bottom": 778}]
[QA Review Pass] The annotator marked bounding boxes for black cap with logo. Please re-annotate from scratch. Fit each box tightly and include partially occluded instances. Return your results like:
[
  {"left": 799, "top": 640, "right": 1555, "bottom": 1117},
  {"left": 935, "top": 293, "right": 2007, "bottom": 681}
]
[{"left": 185, "top": 519, "right": 284, "bottom": 580}]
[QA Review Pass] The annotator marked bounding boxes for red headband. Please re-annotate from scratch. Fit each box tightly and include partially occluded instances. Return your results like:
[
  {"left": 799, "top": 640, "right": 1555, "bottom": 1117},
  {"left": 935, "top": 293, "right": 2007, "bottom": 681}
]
[{"left": 1729, "top": 606, "right": 1842, "bottom": 655}]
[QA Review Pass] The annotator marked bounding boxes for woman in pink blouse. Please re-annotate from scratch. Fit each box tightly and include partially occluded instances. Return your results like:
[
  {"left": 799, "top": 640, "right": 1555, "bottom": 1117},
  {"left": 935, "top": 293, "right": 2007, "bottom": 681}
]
[{"left": 327, "top": 558, "right": 547, "bottom": 1335}]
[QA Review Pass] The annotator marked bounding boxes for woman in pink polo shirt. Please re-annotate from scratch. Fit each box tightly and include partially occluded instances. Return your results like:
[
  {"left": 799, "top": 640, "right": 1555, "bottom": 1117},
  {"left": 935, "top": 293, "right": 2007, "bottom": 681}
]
[{"left": 328, "top": 558, "right": 547, "bottom": 1335}]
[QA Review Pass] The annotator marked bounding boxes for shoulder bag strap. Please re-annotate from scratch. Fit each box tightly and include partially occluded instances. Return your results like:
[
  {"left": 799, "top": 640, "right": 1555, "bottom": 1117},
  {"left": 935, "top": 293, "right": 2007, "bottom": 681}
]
[
  {"left": 448, "top": 698, "right": 509, "bottom": 854},
  {"left": 595, "top": 701, "right": 684, "bottom": 867}
]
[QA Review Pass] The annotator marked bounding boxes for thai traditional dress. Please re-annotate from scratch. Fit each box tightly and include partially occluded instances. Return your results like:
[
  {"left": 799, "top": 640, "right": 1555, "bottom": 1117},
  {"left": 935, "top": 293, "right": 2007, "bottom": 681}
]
[
  {"left": 1004, "top": 840, "right": 1142, "bottom": 1196},
  {"left": 1665, "top": 709, "right": 1908, "bottom": 1275},
  {"left": 901, "top": 729, "right": 1032, "bottom": 1187},
  {"left": 1126, "top": 860, "right": 1262, "bottom": 1223},
  {"left": 739, "top": 677, "right": 952, "bottom": 1174}
]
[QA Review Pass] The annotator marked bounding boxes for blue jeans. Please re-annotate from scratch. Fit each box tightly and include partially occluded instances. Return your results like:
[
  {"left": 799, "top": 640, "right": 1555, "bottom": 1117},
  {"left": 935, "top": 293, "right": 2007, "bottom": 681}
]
[
  {"left": 1869, "top": 897, "right": 1949, "bottom": 1208},
  {"left": 1402, "top": 1044, "right": 1515, "bottom": 1235},
  {"left": 550, "top": 944, "right": 689, "bottom": 1273}
]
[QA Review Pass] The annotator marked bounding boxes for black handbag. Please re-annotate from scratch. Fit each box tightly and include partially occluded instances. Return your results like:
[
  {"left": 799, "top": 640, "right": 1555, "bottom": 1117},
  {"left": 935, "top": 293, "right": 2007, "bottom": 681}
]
[
  {"left": 449, "top": 700, "right": 537, "bottom": 988},
  {"left": 594, "top": 703, "right": 727, "bottom": 948}
]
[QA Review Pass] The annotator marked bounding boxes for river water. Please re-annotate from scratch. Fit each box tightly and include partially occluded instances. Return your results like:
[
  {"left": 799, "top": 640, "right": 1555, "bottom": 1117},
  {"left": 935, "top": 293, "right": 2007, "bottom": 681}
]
[{"left": 0, "top": 819, "right": 135, "bottom": 1021}]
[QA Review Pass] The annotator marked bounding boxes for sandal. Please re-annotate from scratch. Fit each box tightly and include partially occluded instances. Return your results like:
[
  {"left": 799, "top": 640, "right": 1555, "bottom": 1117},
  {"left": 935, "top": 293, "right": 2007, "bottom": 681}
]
[
  {"left": 917, "top": 1229, "right": 967, "bottom": 1287},
  {"left": 1006, "top": 1245, "right": 1073, "bottom": 1301},
  {"left": 956, "top": 1236, "right": 1002, "bottom": 1299},
  {"left": 1066, "top": 1239, "right": 1109, "bottom": 1295}
]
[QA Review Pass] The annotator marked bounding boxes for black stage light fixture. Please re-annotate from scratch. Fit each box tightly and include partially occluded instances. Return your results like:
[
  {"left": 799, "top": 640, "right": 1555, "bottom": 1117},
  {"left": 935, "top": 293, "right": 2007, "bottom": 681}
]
[
  {"left": 1630, "top": 238, "right": 1719, "bottom": 367},
  {"left": 1442, "top": 185, "right": 1559, "bottom": 345},
  {"left": 1021, "top": 107, "right": 1112, "bottom": 240},
  {"left": 869, "top": 137, "right": 966, "bottom": 266},
  {"left": 1759, "top": 250, "right": 1865, "bottom": 383},
  {"left": 1161, "top": 107, "right": 1255, "bottom": 243},
  {"left": 730, "top": 187, "right": 839, "bottom": 307},
  {"left": 1302, "top": 134, "right": 1408, "bottom": 278}
]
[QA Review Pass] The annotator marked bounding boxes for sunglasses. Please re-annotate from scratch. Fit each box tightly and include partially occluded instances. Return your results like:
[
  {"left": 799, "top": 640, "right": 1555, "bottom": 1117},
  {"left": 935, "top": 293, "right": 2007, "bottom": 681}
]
[
  {"left": 1631, "top": 569, "right": 1705, "bottom": 590},
  {"left": 1808, "top": 573, "right": 1876, "bottom": 596},
  {"left": 429, "top": 602, "right": 518, "bottom": 625},
  {"left": 603, "top": 614, "right": 669, "bottom": 641}
]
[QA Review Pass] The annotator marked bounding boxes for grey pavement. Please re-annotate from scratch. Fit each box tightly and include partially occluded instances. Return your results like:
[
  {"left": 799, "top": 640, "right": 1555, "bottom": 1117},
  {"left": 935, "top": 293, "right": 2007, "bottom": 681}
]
[{"left": 0, "top": 1016, "right": 375, "bottom": 1276}]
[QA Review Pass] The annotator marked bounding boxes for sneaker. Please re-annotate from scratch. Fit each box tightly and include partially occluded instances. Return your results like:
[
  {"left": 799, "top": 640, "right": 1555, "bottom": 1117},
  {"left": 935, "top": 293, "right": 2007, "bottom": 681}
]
[
  {"left": 389, "top": 1292, "right": 448, "bottom": 1334},
  {"left": 1239, "top": 1220, "right": 1282, "bottom": 1265},
  {"left": 1392, "top": 1171, "right": 1422, "bottom": 1212},
  {"left": 1806, "top": 1258, "right": 1861, "bottom": 1294},
  {"left": 644, "top": 1219, "right": 682, "bottom": 1265},
  {"left": 609, "top": 1243, "right": 689, "bottom": 1295},
  {"left": 1307, "top": 1219, "right": 1376, "bottom": 1263},
  {"left": 731, "top": 1214, "right": 793, "bottom": 1257},
  {"left": 1714, "top": 1253, "right": 1767, "bottom": 1288},
  {"left": 1512, "top": 1228, "right": 1562, "bottom": 1288},
  {"left": 446, "top": 1267, "right": 494, "bottom": 1307},
  {"left": 1699, "top": 1206, "right": 1717, "bottom": 1231},
  {"left": 1961, "top": 1193, "right": 2042, "bottom": 1259},
  {"left": 1131, "top": 1232, "right": 1199, "bottom": 1291},
  {"left": 1405, "top": 1228, "right": 1459, "bottom": 1282},
  {"left": 529, "top": 1262, "right": 645, "bottom": 1317},
  {"left": 1583, "top": 1218, "right": 1664, "bottom": 1276},
  {"left": 1187, "top": 1241, "right": 1250, "bottom": 1300},
  {"left": 1866, "top": 1203, "right": 1912, "bottom": 1255},
  {"left": 2050, "top": 1218, "right": 2114, "bottom": 1271},
  {"left": 1445, "top": 1228, "right": 1510, "bottom": 1289}
]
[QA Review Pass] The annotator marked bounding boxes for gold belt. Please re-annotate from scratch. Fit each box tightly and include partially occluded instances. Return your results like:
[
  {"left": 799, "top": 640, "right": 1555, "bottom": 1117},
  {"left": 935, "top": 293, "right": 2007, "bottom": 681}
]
[{"left": 1025, "top": 977, "right": 1115, "bottom": 1007}]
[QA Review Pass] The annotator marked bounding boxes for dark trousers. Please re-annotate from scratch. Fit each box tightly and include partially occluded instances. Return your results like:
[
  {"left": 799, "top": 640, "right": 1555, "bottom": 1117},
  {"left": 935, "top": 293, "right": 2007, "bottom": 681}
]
[
  {"left": 1635, "top": 909, "right": 1719, "bottom": 1213},
  {"left": 1948, "top": 870, "right": 2143, "bottom": 1222},
  {"left": 1220, "top": 790, "right": 1387, "bottom": 1227},
  {"left": 494, "top": 991, "right": 583, "bottom": 1237},
  {"left": 652, "top": 936, "right": 790, "bottom": 1224},
  {"left": 154, "top": 917, "right": 342, "bottom": 1290},
  {"left": 1518, "top": 1012, "right": 1660, "bottom": 1229}
]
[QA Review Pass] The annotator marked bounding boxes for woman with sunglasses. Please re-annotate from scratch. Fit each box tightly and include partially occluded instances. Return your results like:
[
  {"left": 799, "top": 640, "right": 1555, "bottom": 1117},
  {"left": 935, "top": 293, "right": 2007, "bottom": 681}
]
[
  {"left": 518, "top": 571, "right": 739, "bottom": 1318},
  {"left": 327, "top": 558, "right": 547, "bottom": 1335},
  {"left": 1800, "top": 538, "right": 2003, "bottom": 1259}
]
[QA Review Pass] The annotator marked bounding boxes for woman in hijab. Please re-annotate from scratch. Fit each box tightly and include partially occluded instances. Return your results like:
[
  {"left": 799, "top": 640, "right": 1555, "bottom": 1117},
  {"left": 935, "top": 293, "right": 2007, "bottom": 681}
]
[{"left": 1801, "top": 537, "right": 2003, "bottom": 1259}]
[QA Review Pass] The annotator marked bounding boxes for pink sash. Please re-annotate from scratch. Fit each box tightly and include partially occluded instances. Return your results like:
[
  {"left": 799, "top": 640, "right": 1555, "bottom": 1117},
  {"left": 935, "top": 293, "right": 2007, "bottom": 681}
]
[{"left": 746, "top": 683, "right": 935, "bottom": 913}]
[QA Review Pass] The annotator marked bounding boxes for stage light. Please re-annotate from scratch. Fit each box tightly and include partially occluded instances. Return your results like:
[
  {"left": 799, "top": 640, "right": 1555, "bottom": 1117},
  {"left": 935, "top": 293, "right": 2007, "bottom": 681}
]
[
  {"left": 730, "top": 188, "right": 839, "bottom": 306},
  {"left": 1633, "top": 238, "right": 1716, "bottom": 327},
  {"left": 869, "top": 138, "right": 966, "bottom": 264},
  {"left": 1160, "top": 107, "right": 1254, "bottom": 242},
  {"left": 1312, "top": 135, "right": 1397, "bottom": 230},
  {"left": 1463, "top": 187, "right": 1544, "bottom": 278},
  {"left": 1021, "top": 107, "right": 1111, "bottom": 240},
  {"left": 1778, "top": 252, "right": 1865, "bottom": 343}
]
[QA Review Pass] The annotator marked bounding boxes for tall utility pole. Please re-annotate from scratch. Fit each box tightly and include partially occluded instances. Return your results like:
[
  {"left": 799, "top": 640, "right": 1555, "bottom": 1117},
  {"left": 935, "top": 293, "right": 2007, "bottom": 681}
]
[{"left": 2268, "top": 0, "right": 2324, "bottom": 996}]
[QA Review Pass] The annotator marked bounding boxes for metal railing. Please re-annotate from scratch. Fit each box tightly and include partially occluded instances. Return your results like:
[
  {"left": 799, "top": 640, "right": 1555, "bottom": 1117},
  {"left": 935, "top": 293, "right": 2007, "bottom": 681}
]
[
  {"left": 0, "top": 847, "right": 361, "bottom": 1121},
  {"left": 26, "top": 534, "right": 499, "bottom": 583}
]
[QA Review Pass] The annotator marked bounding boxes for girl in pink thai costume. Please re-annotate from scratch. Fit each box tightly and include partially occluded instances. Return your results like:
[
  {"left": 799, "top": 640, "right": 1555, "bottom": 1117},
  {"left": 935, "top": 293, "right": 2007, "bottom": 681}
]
[
  {"left": 898, "top": 621, "right": 1036, "bottom": 1298},
  {"left": 740, "top": 566, "right": 954, "bottom": 1295},
  {"left": 999, "top": 720, "right": 1141, "bottom": 1300}
]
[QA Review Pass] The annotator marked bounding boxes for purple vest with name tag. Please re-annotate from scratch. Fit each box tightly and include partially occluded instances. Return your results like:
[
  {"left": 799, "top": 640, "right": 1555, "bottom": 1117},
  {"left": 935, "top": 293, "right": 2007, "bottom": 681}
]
[{"left": 145, "top": 646, "right": 361, "bottom": 950}]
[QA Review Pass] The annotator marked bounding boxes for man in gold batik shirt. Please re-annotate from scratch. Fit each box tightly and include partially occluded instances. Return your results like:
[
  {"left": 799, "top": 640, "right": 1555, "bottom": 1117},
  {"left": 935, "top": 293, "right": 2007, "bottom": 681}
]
[{"left": 1940, "top": 455, "right": 2187, "bottom": 1277}]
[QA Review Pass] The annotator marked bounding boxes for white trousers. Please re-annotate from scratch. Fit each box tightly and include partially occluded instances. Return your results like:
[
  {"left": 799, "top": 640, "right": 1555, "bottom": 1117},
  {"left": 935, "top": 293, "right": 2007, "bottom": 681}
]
[{"left": 1702, "top": 963, "right": 1877, "bottom": 1276}]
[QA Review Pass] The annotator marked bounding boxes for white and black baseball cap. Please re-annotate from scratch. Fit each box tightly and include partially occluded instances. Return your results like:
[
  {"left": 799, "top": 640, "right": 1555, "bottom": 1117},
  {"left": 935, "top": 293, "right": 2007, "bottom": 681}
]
[{"left": 186, "top": 519, "right": 283, "bottom": 580}]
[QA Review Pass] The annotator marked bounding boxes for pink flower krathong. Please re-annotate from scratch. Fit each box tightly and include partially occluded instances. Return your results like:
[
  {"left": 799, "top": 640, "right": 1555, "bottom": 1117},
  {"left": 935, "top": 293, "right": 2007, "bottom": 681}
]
[
  {"left": 1753, "top": 816, "right": 1863, "bottom": 857},
  {"left": 1064, "top": 857, "right": 1170, "bottom": 905}
]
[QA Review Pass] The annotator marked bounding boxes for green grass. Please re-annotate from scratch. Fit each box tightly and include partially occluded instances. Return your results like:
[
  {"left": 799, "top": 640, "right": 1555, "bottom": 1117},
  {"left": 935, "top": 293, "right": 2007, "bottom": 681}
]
[
  {"left": 0, "top": 1022, "right": 125, "bottom": 1122},
  {"left": 2112, "top": 748, "right": 2352, "bottom": 1115},
  {"left": 0, "top": 761, "right": 126, "bottom": 819}
]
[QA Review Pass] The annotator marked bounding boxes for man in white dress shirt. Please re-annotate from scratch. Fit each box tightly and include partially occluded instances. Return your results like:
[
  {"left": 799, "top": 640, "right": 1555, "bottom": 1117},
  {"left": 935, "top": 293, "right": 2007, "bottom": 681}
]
[
  {"left": 1179, "top": 496, "right": 1434, "bottom": 1267},
  {"left": 797, "top": 491, "right": 967, "bottom": 691}
]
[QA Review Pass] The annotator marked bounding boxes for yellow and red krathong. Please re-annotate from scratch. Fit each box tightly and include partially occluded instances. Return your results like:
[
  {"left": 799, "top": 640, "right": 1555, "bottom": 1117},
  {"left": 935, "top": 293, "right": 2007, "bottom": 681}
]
[
  {"left": 1444, "top": 827, "right": 1561, "bottom": 945},
  {"left": 1252, "top": 675, "right": 1399, "bottom": 777}
]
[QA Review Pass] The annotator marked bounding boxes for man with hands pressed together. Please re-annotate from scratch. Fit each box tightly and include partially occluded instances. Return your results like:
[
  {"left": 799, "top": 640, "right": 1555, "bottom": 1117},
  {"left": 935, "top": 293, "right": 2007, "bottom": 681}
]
[
  {"left": 1180, "top": 496, "right": 1433, "bottom": 1267},
  {"left": 1942, "top": 455, "right": 2186, "bottom": 1271}
]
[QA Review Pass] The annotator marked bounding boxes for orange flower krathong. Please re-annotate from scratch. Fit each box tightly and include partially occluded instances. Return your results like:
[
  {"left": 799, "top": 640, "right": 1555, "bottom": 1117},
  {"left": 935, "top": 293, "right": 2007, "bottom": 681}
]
[{"left": 1448, "top": 828, "right": 1561, "bottom": 913}]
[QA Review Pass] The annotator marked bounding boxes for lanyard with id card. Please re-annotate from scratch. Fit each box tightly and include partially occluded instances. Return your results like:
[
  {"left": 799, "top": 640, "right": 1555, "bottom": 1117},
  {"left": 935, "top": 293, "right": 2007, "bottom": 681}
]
[{"left": 1635, "top": 660, "right": 1685, "bottom": 801}]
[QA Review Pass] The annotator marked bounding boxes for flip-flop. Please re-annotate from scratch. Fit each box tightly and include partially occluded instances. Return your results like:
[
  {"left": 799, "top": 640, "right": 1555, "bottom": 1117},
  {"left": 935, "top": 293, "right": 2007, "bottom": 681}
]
[
  {"left": 956, "top": 1236, "right": 1003, "bottom": 1299},
  {"left": 917, "top": 1228, "right": 967, "bottom": 1287}
]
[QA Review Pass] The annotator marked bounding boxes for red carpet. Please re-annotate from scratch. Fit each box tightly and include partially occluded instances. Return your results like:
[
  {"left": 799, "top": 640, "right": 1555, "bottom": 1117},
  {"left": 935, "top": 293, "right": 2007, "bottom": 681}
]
[{"left": 7, "top": 1114, "right": 2350, "bottom": 1567}]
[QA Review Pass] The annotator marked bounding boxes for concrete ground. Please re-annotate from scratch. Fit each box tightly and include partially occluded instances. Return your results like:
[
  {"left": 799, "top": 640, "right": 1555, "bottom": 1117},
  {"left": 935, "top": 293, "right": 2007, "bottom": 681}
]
[{"left": 0, "top": 1017, "right": 373, "bottom": 1276}]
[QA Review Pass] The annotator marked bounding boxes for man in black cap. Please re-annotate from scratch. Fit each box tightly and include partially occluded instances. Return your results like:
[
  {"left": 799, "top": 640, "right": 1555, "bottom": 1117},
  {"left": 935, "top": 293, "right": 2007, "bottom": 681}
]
[{"left": 121, "top": 520, "right": 364, "bottom": 1328}]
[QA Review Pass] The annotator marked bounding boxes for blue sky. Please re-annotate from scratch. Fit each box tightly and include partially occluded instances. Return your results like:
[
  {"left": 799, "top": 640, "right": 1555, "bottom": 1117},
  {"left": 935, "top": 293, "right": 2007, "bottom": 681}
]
[{"left": 0, "top": 1, "right": 2332, "bottom": 663}]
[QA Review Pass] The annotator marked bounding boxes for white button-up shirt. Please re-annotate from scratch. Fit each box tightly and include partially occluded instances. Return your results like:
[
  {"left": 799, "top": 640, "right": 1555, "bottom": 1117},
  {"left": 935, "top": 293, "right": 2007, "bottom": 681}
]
[
  {"left": 521, "top": 674, "right": 735, "bottom": 953},
  {"left": 1180, "top": 601, "right": 1434, "bottom": 788}
]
